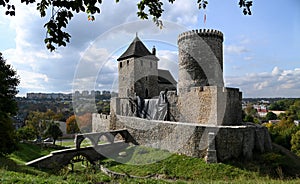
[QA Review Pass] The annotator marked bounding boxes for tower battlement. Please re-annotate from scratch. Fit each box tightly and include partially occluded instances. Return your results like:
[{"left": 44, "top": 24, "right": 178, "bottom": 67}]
[{"left": 178, "top": 29, "right": 223, "bottom": 43}]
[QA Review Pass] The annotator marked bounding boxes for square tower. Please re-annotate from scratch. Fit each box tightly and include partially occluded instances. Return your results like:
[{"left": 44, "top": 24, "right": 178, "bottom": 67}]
[{"left": 117, "top": 36, "right": 159, "bottom": 99}]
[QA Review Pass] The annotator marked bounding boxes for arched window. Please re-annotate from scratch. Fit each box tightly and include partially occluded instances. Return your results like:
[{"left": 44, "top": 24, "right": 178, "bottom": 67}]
[{"left": 127, "top": 60, "right": 129, "bottom": 65}]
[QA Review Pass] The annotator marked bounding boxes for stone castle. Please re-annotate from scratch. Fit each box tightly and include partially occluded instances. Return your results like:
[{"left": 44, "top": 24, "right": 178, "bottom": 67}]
[{"left": 92, "top": 29, "right": 272, "bottom": 162}]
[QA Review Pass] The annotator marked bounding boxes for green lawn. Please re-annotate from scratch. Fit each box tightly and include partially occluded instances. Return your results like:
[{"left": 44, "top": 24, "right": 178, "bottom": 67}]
[
  {"left": 102, "top": 146, "right": 300, "bottom": 183},
  {"left": 0, "top": 142, "right": 300, "bottom": 184}
]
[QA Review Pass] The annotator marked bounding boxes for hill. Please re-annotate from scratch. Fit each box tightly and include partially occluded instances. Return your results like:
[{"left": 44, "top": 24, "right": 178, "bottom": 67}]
[{"left": 0, "top": 142, "right": 300, "bottom": 183}]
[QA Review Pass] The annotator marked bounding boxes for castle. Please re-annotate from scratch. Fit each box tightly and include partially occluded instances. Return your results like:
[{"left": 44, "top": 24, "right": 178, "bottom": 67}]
[{"left": 92, "top": 29, "right": 272, "bottom": 162}]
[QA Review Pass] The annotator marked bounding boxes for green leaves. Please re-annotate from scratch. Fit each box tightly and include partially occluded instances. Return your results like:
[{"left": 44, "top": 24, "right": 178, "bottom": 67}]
[
  {"left": 44, "top": 13, "right": 72, "bottom": 51},
  {"left": 197, "top": 0, "right": 208, "bottom": 9},
  {"left": 239, "top": 0, "right": 252, "bottom": 15},
  {"left": 137, "top": 0, "right": 164, "bottom": 20},
  {"left": 0, "top": 53, "right": 20, "bottom": 115}
]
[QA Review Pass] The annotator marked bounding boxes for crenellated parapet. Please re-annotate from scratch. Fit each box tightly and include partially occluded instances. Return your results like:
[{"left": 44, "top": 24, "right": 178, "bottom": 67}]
[
  {"left": 178, "top": 29, "right": 223, "bottom": 43},
  {"left": 93, "top": 113, "right": 111, "bottom": 120}
]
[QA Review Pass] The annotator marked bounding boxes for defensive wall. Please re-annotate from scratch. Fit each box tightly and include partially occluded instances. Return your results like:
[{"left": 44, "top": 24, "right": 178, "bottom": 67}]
[
  {"left": 108, "top": 86, "right": 241, "bottom": 126},
  {"left": 178, "top": 86, "right": 242, "bottom": 125},
  {"left": 92, "top": 113, "right": 111, "bottom": 132},
  {"left": 92, "top": 114, "right": 272, "bottom": 161}
]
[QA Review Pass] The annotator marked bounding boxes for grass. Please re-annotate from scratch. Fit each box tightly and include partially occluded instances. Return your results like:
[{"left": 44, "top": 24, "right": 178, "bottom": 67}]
[
  {"left": 9, "top": 142, "right": 60, "bottom": 164},
  {"left": 0, "top": 142, "right": 300, "bottom": 184},
  {"left": 102, "top": 146, "right": 300, "bottom": 183},
  {"left": 59, "top": 138, "right": 101, "bottom": 148}
]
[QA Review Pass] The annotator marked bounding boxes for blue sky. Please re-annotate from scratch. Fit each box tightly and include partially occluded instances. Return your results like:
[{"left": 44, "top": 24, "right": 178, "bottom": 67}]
[{"left": 0, "top": 0, "right": 299, "bottom": 98}]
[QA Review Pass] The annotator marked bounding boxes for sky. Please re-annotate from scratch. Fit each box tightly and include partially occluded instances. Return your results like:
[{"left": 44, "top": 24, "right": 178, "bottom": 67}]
[{"left": 0, "top": 0, "right": 299, "bottom": 98}]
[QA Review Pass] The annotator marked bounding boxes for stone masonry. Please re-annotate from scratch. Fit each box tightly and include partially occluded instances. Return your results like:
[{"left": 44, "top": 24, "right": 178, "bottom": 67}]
[{"left": 92, "top": 29, "right": 272, "bottom": 162}]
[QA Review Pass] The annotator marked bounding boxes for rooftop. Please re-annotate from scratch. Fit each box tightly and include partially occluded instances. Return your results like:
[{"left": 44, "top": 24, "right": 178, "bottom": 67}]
[{"left": 117, "top": 36, "right": 158, "bottom": 61}]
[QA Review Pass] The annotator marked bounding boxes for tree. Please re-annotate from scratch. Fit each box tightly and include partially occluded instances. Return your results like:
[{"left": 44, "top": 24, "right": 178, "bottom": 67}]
[
  {"left": 0, "top": 113, "right": 17, "bottom": 155},
  {"left": 66, "top": 115, "right": 80, "bottom": 134},
  {"left": 0, "top": 53, "right": 20, "bottom": 115},
  {"left": 1, "top": 0, "right": 252, "bottom": 51},
  {"left": 44, "top": 121, "right": 63, "bottom": 145},
  {"left": 244, "top": 103, "right": 257, "bottom": 117},
  {"left": 16, "top": 126, "right": 36, "bottom": 141},
  {"left": 291, "top": 130, "right": 300, "bottom": 157},
  {"left": 77, "top": 113, "right": 92, "bottom": 133},
  {"left": 243, "top": 114, "right": 254, "bottom": 123},
  {"left": 25, "top": 110, "right": 62, "bottom": 140},
  {"left": 0, "top": 53, "right": 20, "bottom": 155},
  {"left": 266, "top": 112, "right": 277, "bottom": 121}
]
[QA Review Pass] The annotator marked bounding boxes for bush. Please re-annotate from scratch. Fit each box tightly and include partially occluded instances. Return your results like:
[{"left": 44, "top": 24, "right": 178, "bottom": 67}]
[
  {"left": 266, "top": 112, "right": 277, "bottom": 121},
  {"left": 0, "top": 113, "right": 17, "bottom": 155},
  {"left": 291, "top": 130, "right": 300, "bottom": 157},
  {"left": 16, "top": 126, "right": 36, "bottom": 141}
]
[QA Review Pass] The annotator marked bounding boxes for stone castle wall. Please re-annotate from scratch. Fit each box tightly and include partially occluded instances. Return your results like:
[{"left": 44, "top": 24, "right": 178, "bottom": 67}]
[
  {"left": 92, "top": 113, "right": 111, "bottom": 132},
  {"left": 134, "top": 57, "right": 158, "bottom": 98},
  {"left": 177, "top": 86, "right": 242, "bottom": 125},
  {"left": 118, "top": 56, "right": 159, "bottom": 99},
  {"left": 92, "top": 114, "right": 272, "bottom": 161},
  {"left": 166, "top": 91, "right": 180, "bottom": 122},
  {"left": 118, "top": 58, "right": 135, "bottom": 98}
]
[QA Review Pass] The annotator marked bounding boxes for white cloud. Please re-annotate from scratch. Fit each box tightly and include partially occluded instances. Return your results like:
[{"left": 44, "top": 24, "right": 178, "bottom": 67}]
[
  {"left": 226, "top": 66, "right": 300, "bottom": 97},
  {"left": 243, "top": 56, "right": 253, "bottom": 61},
  {"left": 1, "top": 0, "right": 198, "bottom": 96},
  {"left": 157, "top": 50, "right": 179, "bottom": 81},
  {"left": 18, "top": 70, "right": 49, "bottom": 91},
  {"left": 162, "top": 0, "right": 199, "bottom": 26},
  {"left": 224, "top": 45, "right": 249, "bottom": 54},
  {"left": 271, "top": 66, "right": 282, "bottom": 76}
]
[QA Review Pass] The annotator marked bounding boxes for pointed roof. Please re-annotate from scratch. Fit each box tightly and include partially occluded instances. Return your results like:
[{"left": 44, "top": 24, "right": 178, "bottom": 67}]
[{"left": 117, "top": 36, "right": 158, "bottom": 61}]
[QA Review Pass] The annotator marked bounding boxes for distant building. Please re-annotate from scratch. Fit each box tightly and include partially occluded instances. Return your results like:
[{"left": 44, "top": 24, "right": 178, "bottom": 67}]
[
  {"left": 82, "top": 90, "right": 89, "bottom": 97},
  {"left": 26, "top": 92, "right": 72, "bottom": 100},
  {"left": 255, "top": 105, "right": 268, "bottom": 117},
  {"left": 268, "top": 120, "right": 280, "bottom": 124},
  {"left": 268, "top": 110, "right": 285, "bottom": 116}
]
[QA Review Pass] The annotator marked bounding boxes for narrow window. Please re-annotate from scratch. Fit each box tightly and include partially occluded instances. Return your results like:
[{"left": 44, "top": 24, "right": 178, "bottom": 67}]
[
  {"left": 150, "top": 62, "right": 152, "bottom": 68},
  {"left": 145, "top": 88, "right": 149, "bottom": 98},
  {"left": 120, "top": 62, "right": 122, "bottom": 68},
  {"left": 127, "top": 60, "right": 129, "bottom": 65}
]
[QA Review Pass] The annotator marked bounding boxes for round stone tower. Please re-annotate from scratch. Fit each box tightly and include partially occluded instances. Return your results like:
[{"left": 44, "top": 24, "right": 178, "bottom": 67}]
[{"left": 177, "top": 29, "right": 224, "bottom": 95}]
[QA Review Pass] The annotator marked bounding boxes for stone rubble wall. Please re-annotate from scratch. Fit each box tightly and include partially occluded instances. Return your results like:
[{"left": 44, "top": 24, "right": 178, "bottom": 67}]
[
  {"left": 92, "top": 113, "right": 111, "bottom": 132},
  {"left": 92, "top": 114, "right": 272, "bottom": 161},
  {"left": 177, "top": 86, "right": 242, "bottom": 125},
  {"left": 166, "top": 91, "right": 180, "bottom": 122}
]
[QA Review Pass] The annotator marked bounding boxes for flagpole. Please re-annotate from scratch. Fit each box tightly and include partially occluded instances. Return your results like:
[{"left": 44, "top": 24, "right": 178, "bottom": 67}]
[{"left": 204, "top": 10, "right": 207, "bottom": 27}]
